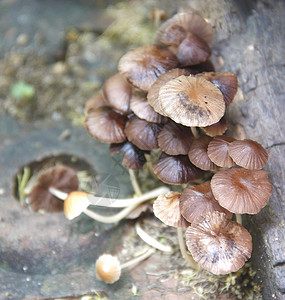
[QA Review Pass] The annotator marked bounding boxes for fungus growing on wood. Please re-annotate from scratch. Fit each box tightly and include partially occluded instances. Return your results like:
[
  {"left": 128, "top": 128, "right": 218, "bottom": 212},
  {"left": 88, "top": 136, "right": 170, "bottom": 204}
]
[
  {"left": 118, "top": 45, "right": 179, "bottom": 92},
  {"left": 185, "top": 211, "right": 252, "bottom": 275},
  {"left": 188, "top": 135, "right": 219, "bottom": 171},
  {"left": 207, "top": 135, "right": 236, "bottom": 168},
  {"left": 103, "top": 73, "right": 132, "bottom": 114},
  {"left": 179, "top": 181, "right": 232, "bottom": 223},
  {"left": 29, "top": 165, "right": 79, "bottom": 212},
  {"left": 228, "top": 139, "right": 269, "bottom": 170},
  {"left": 85, "top": 107, "right": 127, "bottom": 144},
  {"left": 211, "top": 168, "right": 272, "bottom": 214},
  {"left": 158, "top": 75, "right": 225, "bottom": 127},
  {"left": 158, "top": 121, "right": 194, "bottom": 155}
]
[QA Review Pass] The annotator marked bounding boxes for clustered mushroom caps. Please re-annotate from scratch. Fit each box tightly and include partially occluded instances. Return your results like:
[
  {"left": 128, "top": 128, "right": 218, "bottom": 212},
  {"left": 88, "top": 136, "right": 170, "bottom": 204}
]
[{"left": 83, "top": 10, "right": 272, "bottom": 276}]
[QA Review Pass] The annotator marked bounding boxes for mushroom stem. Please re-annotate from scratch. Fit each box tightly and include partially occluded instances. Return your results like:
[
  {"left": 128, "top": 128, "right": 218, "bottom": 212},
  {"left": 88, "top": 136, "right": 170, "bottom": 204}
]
[
  {"left": 135, "top": 222, "right": 172, "bottom": 252},
  {"left": 128, "top": 169, "right": 142, "bottom": 196},
  {"left": 235, "top": 214, "right": 242, "bottom": 225},
  {"left": 177, "top": 227, "right": 199, "bottom": 269},
  {"left": 49, "top": 186, "right": 169, "bottom": 208},
  {"left": 191, "top": 127, "right": 199, "bottom": 139},
  {"left": 120, "top": 248, "right": 155, "bottom": 269}
]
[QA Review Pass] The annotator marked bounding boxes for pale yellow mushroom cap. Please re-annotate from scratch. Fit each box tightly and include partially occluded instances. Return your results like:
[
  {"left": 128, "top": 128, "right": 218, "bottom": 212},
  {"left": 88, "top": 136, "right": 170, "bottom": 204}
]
[
  {"left": 63, "top": 191, "right": 90, "bottom": 220},
  {"left": 95, "top": 254, "right": 122, "bottom": 284}
]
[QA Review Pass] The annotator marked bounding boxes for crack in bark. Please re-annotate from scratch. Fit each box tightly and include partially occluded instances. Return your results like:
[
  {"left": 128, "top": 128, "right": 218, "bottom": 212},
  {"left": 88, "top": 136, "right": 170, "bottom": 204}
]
[{"left": 266, "top": 142, "right": 285, "bottom": 149}]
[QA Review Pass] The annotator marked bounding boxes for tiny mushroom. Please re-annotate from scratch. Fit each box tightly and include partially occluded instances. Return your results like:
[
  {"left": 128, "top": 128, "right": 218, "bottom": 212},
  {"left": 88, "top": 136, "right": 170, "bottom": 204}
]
[
  {"left": 118, "top": 45, "right": 179, "bottom": 92},
  {"left": 158, "top": 75, "right": 225, "bottom": 127},
  {"left": 201, "top": 116, "right": 227, "bottom": 137},
  {"left": 211, "top": 168, "right": 272, "bottom": 214},
  {"left": 84, "top": 92, "right": 107, "bottom": 115},
  {"left": 207, "top": 135, "right": 236, "bottom": 168},
  {"left": 228, "top": 139, "right": 269, "bottom": 170},
  {"left": 185, "top": 211, "right": 252, "bottom": 275},
  {"left": 29, "top": 165, "right": 79, "bottom": 212},
  {"left": 179, "top": 181, "right": 232, "bottom": 223}
]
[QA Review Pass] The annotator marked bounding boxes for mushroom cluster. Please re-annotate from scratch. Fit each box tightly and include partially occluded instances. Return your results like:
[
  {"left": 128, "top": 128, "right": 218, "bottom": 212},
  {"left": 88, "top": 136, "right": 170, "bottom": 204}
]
[{"left": 84, "top": 10, "right": 272, "bottom": 275}]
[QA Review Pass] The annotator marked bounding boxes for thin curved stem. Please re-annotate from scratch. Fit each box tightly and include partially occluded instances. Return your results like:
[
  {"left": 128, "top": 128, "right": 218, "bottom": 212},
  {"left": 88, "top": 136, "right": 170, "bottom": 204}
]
[
  {"left": 177, "top": 227, "right": 198, "bottom": 269},
  {"left": 235, "top": 214, "right": 242, "bottom": 225},
  {"left": 191, "top": 127, "right": 199, "bottom": 139},
  {"left": 120, "top": 248, "right": 155, "bottom": 269},
  {"left": 128, "top": 169, "right": 142, "bottom": 196},
  {"left": 135, "top": 222, "right": 172, "bottom": 252}
]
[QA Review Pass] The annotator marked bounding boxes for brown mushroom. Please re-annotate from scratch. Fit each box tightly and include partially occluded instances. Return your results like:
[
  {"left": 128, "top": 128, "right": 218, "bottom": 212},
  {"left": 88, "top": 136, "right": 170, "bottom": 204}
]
[
  {"left": 180, "top": 181, "right": 232, "bottom": 223},
  {"left": 201, "top": 116, "right": 227, "bottom": 137},
  {"left": 103, "top": 73, "right": 132, "bottom": 114},
  {"left": 196, "top": 72, "right": 238, "bottom": 107},
  {"left": 29, "top": 165, "right": 79, "bottom": 212},
  {"left": 125, "top": 116, "right": 162, "bottom": 150},
  {"left": 153, "top": 191, "right": 190, "bottom": 227},
  {"left": 211, "top": 168, "right": 272, "bottom": 214},
  {"left": 158, "top": 75, "right": 225, "bottom": 127},
  {"left": 153, "top": 152, "right": 204, "bottom": 185},
  {"left": 228, "top": 139, "right": 269, "bottom": 170},
  {"left": 207, "top": 135, "right": 236, "bottom": 168},
  {"left": 85, "top": 107, "right": 127, "bottom": 144},
  {"left": 84, "top": 92, "right": 107, "bottom": 115},
  {"left": 110, "top": 141, "right": 146, "bottom": 169},
  {"left": 185, "top": 211, "right": 252, "bottom": 275},
  {"left": 188, "top": 135, "right": 219, "bottom": 171},
  {"left": 147, "top": 68, "right": 190, "bottom": 115},
  {"left": 118, "top": 45, "right": 179, "bottom": 92},
  {"left": 158, "top": 120, "right": 194, "bottom": 155}
]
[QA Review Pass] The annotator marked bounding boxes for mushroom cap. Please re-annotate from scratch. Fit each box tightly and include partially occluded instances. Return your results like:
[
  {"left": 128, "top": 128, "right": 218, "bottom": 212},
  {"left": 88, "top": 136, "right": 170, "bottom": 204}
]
[
  {"left": 29, "top": 165, "right": 79, "bottom": 212},
  {"left": 211, "top": 168, "right": 272, "bottom": 214},
  {"left": 201, "top": 116, "right": 227, "bottom": 137},
  {"left": 125, "top": 116, "right": 162, "bottom": 150},
  {"left": 103, "top": 73, "right": 132, "bottom": 114},
  {"left": 84, "top": 92, "right": 107, "bottom": 115},
  {"left": 110, "top": 141, "right": 146, "bottom": 169},
  {"left": 153, "top": 191, "right": 190, "bottom": 228},
  {"left": 207, "top": 135, "right": 236, "bottom": 168},
  {"left": 118, "top": 45, "right": 179, "bottom": 92},
  {"left": 158, "top": 121, "right": 194, "bottom": 155},
  {"left": 155, "top": 12, "right": 214, "bottom": 46},
  {"left": 188, "top": 135, "right": 219, "bottom": 171},
  {"left": 157, "top": 24, "right": 187, "bottom": 46},
  {"left": 158, "top": 75, "right": 225, "bottom": 127},
  {"left": 64, "top": 191, "right": 90, "bottom": 220},
  {"left": 186, "top": 211, "right": 252, "bottom": 275},
  {"left": 85, "top": 107, "right": 127, "bottom": 144},
  {"left": 228, "top": 139, "right": 269, "bottom": 170},
  {"left": 95, "top": 254, "right": 122, "bottom": 284},
  {"left": 196, "top": 72, "right": 238, "bottom": 107},
  {"left": 153, "top": 152, "right": 204, "bottom": 185},
  {"left": 180, "top": 181, "right": 232, "bottom": 223},
  {"left": 130, "top": 92, "right": 166, "bottom": 123},
  {"left": 175, "top": 32, "right": 212, "bottom": 66},
  {"left": 147, "top": 68, "right": 190, "bottom": 115}
]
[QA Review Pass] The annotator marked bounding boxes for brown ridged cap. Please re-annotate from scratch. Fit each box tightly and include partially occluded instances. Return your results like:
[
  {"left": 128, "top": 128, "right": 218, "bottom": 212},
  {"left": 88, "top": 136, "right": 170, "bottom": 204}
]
[
  {"left": 155, "top": 12, "right": 214, "bottom": 46},
  {"left": 196, "top": 72, "right": 238, "bottom": 107},
  {"left": 118, "top": 45, "right": 179, "bottom": 92},
  {"left": 158, "top": 121, "right": 194, "bottom": 155},
  {"left": 84, "top": 92, "right": 107, "bottom": 115},
  {"left": 174, "top": 32, "right": 212, "bottom": 66},
  {"left": 103, "top": 73, "right": 132, "bottom": 114},
  {"left": 147, "top": 68, "right": 190, "bottom": 115},
  {"left": 125, "top": 116, "right": 162, "bottom": 150},
  {"left": 201, "top": 116, "right": 227, "bottom": 137},
  {"left": 29, "top": 166, "right": 79, "bottom": 212},
  {"left": 130, "top": 92, "right": 166, "bottom": 124},
  {"left": 228, "top": 139, "right": 269, "bottom": 170},
  {"left": 186, "top": 211, "right": 252, "bottom": 275},
  {"left": 188, "top": 135, "right": 219, "bottom": 171},
  {"left": 159, "top": 75, "right": 225, "bottom": 127},
  {"left": 211, "top": 168, "right": 272, "bottom": 214},
  {"left": 153, "top": 152, "right": 204, "bottom": 185},
  {"left": 110, "top": 141, "right": 146, "bottom": 169},
  {"left": 153, "top": 191, "right": 190, "bottom": 228},
  {"left": 207, "top": 135, "right": 236, "bottom": 168},
  {"left": 85, "top": 107, "right": 127, "bottom": 144},
  {"left": 95, "top": 254, "right": 121, "bottom": 284},
  {"left": 180, "top": 181, "right": 232, "bottom": 223}
]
